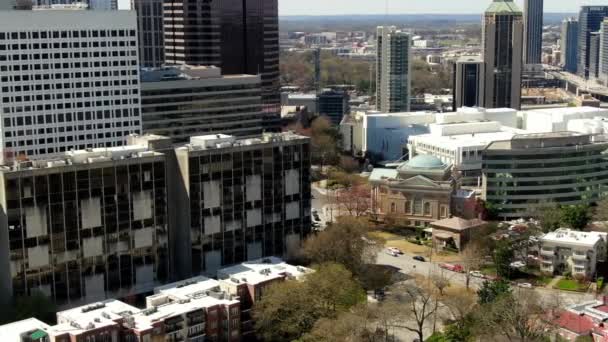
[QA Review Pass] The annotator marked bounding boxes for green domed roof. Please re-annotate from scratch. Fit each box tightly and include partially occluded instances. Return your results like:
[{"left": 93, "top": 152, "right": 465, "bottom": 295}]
[{"left": 404, "top": 155, "right": 446, "bottom": 169}]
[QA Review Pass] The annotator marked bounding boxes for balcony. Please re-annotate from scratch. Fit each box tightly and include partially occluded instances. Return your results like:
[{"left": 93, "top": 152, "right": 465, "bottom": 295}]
[
  {"left": 540, "top": 249, "right": 555, "bottom": 256},
  {"left": 572, "top": 253, "right": 588, "bottom": 260}
]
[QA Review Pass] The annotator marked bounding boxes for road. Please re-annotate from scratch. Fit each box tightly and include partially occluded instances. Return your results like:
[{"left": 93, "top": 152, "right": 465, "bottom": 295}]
[{"left": 376, "top": 250, "right": 596, "bottom": 307}]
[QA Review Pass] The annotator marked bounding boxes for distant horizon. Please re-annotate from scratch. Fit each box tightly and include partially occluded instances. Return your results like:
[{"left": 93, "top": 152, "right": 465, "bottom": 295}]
[{"left": 279, "top": 11, "right": 576, "bottom": 17}]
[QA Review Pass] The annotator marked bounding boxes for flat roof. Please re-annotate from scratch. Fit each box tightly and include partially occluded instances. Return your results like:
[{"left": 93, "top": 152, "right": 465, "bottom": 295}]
[
  {"left": 409, "top": 130, "right": 519, "bottom": 150},
  {"left": 541, "top": 229, "right": 607, "bottom": 247},
  {"left": 53, "top": 300, "right": 139, "bottom": 336},
  {"left": 0, "top": 318, "right": 50, "bottom": 340},
  {"left": 218, "top": 257, "right": 312, "bottom": 286}
]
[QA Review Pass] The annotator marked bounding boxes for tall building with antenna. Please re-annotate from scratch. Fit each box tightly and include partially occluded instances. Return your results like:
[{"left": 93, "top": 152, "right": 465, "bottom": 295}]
[
  {"left": 376, "top": 26, "right": 411, "bottom": 113},
  {"left": 482, "top": 0, "right": 523, "bottom": 109}
]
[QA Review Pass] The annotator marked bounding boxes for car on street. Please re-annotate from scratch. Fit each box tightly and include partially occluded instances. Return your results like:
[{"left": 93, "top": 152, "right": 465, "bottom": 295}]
[
  {"left": 413, "top": 256, "right": 426, "bottom": 262},
  {"left": 387, "top": 247, "right": 403, "bottom": 255},
  {"left": 510, "top": 261, "right": 526, "bottom": 269},
  {"left": 516, "top": 282, "right": 533, "bottom": 289},
  {"left": 386, "top": 249, "right": 399, "bottom": 257},
  {"left": 440, "top": 263, "right": 464, "bottom": 273},
  {"left": 469, "top": 271, "right": 485, "bottom": 279}
]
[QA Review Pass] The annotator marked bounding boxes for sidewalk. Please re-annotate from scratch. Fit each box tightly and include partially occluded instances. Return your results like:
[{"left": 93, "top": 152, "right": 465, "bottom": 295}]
[{"left": 546, "top": 276, "right": 562, "bottom": 289}]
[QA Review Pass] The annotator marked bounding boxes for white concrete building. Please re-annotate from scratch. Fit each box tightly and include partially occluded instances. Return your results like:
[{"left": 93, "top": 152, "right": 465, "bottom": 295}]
[
  {"left": 567, "top": 116, "right": 608, "bottom": 134},
  {"left": 408, "top": 119, "right": 525, "bottom": 186},
  {"left": 540, "top": 229, "right": 607, "bottom": 278},
  {"left": 0, "top": 10, "right": 141, "bottom": 162},
  {"left": 520, "top": 107, "right": 608, "bottom": 132},
  {"left": 0, "top": 318, "right": 50, "bottom": 341}
]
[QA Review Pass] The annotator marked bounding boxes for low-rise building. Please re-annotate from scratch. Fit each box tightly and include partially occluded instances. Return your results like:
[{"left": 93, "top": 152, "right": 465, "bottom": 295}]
[
  {"left": 0, "top": 318, "right": 51, "bottom": 342},
  {"left": 431, "top": 217, "right": 487, "bottom": 251},
  {"left": 540, "top": 229, "right": 607, "bottom": 278},
  {"left": 217, "top": 257, "right": 312, "bottom": 339},
  {"left": 520, "top": 106, "right": 608, "bottom": 133},
  {"left": 370, "top": 155, "right": 455, "bottom": 228}
]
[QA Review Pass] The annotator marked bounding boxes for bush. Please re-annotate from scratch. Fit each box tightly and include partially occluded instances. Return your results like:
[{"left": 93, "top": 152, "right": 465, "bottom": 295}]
[{"left": 597, "top": 277, "right": 604, "bottom": 291}]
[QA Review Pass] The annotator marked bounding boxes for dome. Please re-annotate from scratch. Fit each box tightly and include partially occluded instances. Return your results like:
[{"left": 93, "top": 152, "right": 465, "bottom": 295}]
[{"left": 403, "top": 155, "right": 446, "bottom": 170}]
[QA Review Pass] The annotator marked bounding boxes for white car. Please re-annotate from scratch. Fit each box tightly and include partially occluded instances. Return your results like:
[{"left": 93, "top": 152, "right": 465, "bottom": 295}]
[
  {"left": 386, "top": 249, "right": 399, "bottom": 257},
  {"left": 517, "top": 282, "right": 533, "bottom": 289},
  {"left": 469, "top": 271, "right": 485, "bottom": 279},
  {"left": 510, "top": 261, "right": 526, "bottom": 269},
  {"left": 387, "top": 247, "right": 403, "bottom": 255}
]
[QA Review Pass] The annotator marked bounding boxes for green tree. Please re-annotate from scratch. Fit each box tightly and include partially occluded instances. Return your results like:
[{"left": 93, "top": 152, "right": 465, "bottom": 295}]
[
  {"left": 302, "top": 216, "right": 383, "bottom": 286},
  {"left": 531, "top": 204, "right": 562, "bottom": 233},
  {"left": 253, "top": 263, "right": 366, "bottom": 341},
  {"left": 477, "top": 279, "right": 512, "bottom": 305},
  {"left": 493, "top": 241, "right": 515, "bottom": 279},
  {"left": 560, "top": 205, "right": 591, "bottom": 230}
]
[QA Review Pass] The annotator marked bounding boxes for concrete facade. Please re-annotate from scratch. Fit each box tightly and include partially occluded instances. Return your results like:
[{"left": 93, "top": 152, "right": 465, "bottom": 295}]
[
  {"left": 540, "top": 229, "right": 607, "bottom": 279},
  {"left": 376, "top": 26, "right": 411, "bottom": 113}
]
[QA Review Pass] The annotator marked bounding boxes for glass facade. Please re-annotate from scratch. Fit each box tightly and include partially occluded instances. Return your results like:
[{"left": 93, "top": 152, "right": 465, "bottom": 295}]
[
  {"left": 4, "top": 156, "right": 169, "bottom": 306},
  {"left": 483, "top": 137, "right": 608, "bottom": 218},
  {"left": 577, "top": 6, "right": 608, "bottom": 78}
]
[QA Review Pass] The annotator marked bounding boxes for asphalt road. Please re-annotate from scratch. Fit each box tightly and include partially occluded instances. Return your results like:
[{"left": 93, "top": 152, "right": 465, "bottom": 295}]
[{"left": 376, "top": 250, "right": 596, "bottom": 306}]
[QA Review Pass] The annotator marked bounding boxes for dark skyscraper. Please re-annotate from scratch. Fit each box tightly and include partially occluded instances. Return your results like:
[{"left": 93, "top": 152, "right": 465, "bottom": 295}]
[
  {"left": 131, "top": 0, "right": 165, "bottom": 68},
  {"left": 523, "top": 0, "right": 543, "bottom": 64},
  {"left": 590, "top": 31, "right": 601, "bottom": 79},
  {"left": 482, "top": 0, "right": 524, "bottom": 109},
  {"left": 561, "top": 17, "right": 579, "bottom": 73},
  {"left": 577, "top": 6, "right": 608, "bottom": 78},
  {"left": 163, "top": 0, "right": 280, "bottom": 132},
  {"left": 454, "top": 56, "right": 485, "bottom": 109}
]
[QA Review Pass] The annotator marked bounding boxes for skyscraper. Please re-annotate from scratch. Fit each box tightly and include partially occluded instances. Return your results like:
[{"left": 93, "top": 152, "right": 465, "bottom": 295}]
[
  {"left": 376, "top": 26, "right": 411, "bottom": 113},
  {"left": 561, "top": 17, "right": 579, "bottom": 73},
  {"left": 453, "top": 56, "right": 485, "bottom": 109},
  {"left": 600, "top": 20, "right": 608, "bottom": 84},
  {"left": 590, "top": 31, "right": 601, "bottom": 79},
  {"left": 163, "top": 0, "right": 281, "bottom": 132},
  {"left": 482, "top": 0, "right": 524, "bottom": 110},
  {"left": 0, "top": 10, "right": 142, "bottom": 162},
  {"left": 577, "top": 6, "right": 608, "bottom": 79},
  {"left": 523, "top": 0, "right": 543, "bottom": 64},
  {"left": 131, "top": 0, "right": 164, "bottom": 67}
]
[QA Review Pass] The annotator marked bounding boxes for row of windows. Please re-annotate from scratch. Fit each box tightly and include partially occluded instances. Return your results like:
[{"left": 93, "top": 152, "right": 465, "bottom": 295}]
[
  {"left": 6, "top": 129, "right": 138, "bottom": 147},
  {"left": 0, "top": 39, "right": 136, "bottom": 52},
  {"left": 4, "top": 110, "right": 138, "bottom": 127},
  {"left": 1, "top": 70, "right": 138, "bottom": 83},
  {"left": 0, "top": 29, "right": 136, "bottom": 40}
]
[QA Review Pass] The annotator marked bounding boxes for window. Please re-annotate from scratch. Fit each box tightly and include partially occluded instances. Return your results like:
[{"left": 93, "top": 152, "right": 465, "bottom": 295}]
[
  {"left": 404, "top": 200, "right": 411, "bottom": 214},
  {"left": 423, "top": 202, "right": 431, "bottom": 216},
  {"left": 440, "top": 206, "right": 447, "bottom": 218},
  {"left": 390, "top": 202, "right": 396, "bottom": 213}
]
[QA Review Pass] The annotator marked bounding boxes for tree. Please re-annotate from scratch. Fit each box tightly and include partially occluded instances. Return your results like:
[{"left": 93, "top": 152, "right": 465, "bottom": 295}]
[
  {"left": 442, "top": 292, "right": 477, "bottom": 342},
  {"left": 594, "top": 198, "right": 608, "bottom": 222},
  {"left": 531, "top": 204, "right": 562, "bottom": 233},
  {"left": 339, "top": 156, "right": 360, "bottom": 173},
  {"left": 477, "top": 279, "right": 512, "bottom": 305},
  {"left": 335, "top": 184, "right": 372, "bottom": 217},
  {"left": 560, "top": 205, "right": 591, "bottom": 230},
  {"left": 253, "top": 263, "right": 366, "bottom": 341},
  {"left": 302, "top": 216, "right": 383, "bottom": 280},
  {"left": 461, "top": 242, "right": 484, "bottom": 290},
  {"left": 493, "top": 240, "right": 515, "bottom": 279},
  {"left": 391, "top": 285, "right": 438, "bottom": 342},
  {"left": 476, "top": 290, "right": 553, "bottom": 342},
  {"left": 299, "top": 305, "right": 384, "bottom": 342}
]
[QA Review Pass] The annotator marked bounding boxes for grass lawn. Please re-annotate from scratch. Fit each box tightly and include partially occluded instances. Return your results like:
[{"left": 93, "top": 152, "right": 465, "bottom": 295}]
[
  {"left": 537, "top": 276, "right": 554, "bottom": 286},
  {"left": 554, "top": 279, "right": 589, "bottom": 292},
  {"left": 371, "top": 230, "right": 462, "bottom": 263},
  {"left": 481, "top": 265, "right": 497, "bottom": 276}
]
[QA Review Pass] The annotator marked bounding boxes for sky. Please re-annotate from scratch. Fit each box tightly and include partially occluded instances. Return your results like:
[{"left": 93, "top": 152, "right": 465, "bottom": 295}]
[{"left": 278, "top": 0, "right": 608, "bottom": 16}]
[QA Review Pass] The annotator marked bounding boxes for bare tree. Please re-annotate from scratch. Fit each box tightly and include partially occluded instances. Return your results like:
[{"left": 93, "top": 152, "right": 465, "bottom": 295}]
[
  {"left": 389, "top": 285, "right": 438, "bottom": 342},
  {"left": 461, "top": 242, "right": 484, "bottom": 290}
]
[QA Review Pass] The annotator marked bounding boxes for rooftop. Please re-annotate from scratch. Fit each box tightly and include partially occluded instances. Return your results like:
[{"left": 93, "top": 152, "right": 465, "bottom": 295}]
[
  {"left": 180, "top": 132, "right": 308, "bottom": 152},
  {"left": 52, "top": 300, "right": 139, "bottom": 336},
  {"left": 403, "top": 155, "right": 446, "bottom": 170},
  {"left": 217, "top": 257, "right": 312, "bottom": 286},
  {"left": 485, "top": 0, "right": 522, "bottom": 15},
  {"left": 541, "top": 229, "right": 607, "bottom": 247},
  {"left": 141, "top": 65, "right": 256, "bottom": 83},
  {"left": 409, "top": 129, "right": 520, "bottom": 151},
  {"left": 0, "top": 318, "right": 50, "bottom": 340},
  {"left": 432, "top": 217, "right": 486, "bottom": 231}
]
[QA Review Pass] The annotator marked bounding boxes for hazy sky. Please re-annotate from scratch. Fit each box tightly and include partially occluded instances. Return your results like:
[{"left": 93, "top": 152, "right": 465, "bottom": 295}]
[
  {"left": 279, "top": 0, "right": 608, "bottom": 16},
  {"left": 117, "top": 0, "right": 606, "bottom": 16}
]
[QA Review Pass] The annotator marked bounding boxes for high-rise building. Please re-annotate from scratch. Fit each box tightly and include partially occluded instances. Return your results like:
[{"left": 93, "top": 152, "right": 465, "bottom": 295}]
[
  {"left": 376, "top": 26, "right": 411, "bottom": 113},
  {"left": 577, "top": 6, "right": 608, "bottom": 78},
  {"left": 590, "top": 31, "right": 601, "bottom": 79},
  {"left": 130, "top": 0, "right": 164, "bottom": 68},
  {"left": 171, "top": 133, "right": 311, "bottom": 278},
  {"left": 561, "top": 17, "right": 579, "bottom": 73},
  {"left": 600, "top": 20, "right": 608, "bottom": 84},
  {"left": 33, "top": 0, "right": 116, "bottom": 9},
  {"left": 482, "top": 0, "right": 524, "bottom": 109},
  {"left": 163, "top": 0, "right": 281, "bottom": 132},
  {"left": 453, "top": 56, "right": 485, "bottom": 109},
  {"left": 318, "top": 89, "right": 350, "bottom": 126},
  {"left": 0, "top": 10, "right": 142, "bottom": 162},
  {"left": 523, "top": 0, "right": 543, "bottom": 64},
  {"left": 0, "top": 143, "right": 170, "bottom": 307},
  {"left": 140, "top": 66, "right": 264, "bottom": 141}
]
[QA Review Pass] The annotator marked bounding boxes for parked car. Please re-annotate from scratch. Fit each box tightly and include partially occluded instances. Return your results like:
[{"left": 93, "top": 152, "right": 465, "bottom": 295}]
[
  {"left": 386, "top": 249, "right": 399, "bottom": 257},
  {"left": 510, "top": 261, "right": 526, "bottom": 269},
  {"left": 387, "top": 247, "right": 403, "bottom": 255},
  {"left": 413, "top": 256, "right": 426, "bottom": 262},
  {"left": 440, "top": 263, "right": 464, "bottom": 273},
  {"left": 517, "top": 282, "right": 533, "bottom": 289},
  {"left": 469, "top": 271, "right": 485, "bottom": 279}
]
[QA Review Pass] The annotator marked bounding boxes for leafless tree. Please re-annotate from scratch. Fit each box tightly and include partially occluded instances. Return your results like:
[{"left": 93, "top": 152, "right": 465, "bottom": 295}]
[{"left": 389, "top": 285, "right": 438, "bottom": 342}]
